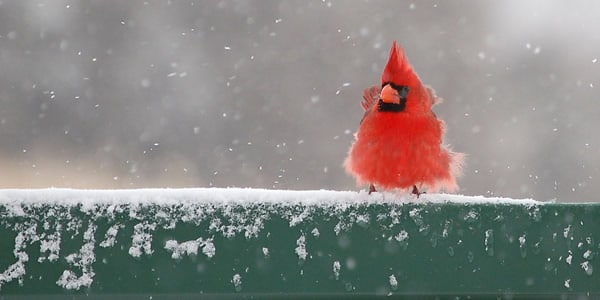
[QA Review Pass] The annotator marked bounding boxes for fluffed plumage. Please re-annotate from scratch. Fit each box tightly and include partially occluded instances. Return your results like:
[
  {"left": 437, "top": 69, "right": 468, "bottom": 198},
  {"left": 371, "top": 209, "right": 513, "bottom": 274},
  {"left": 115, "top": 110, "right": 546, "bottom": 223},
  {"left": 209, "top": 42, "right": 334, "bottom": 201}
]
[{"left": 344, "top": 41, "right": 464, "bottom": 195}]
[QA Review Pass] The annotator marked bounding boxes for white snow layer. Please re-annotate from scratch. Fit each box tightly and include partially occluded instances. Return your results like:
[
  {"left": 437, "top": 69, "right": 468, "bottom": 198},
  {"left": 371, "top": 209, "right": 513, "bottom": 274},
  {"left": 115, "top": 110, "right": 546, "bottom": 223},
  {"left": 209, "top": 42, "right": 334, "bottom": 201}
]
[
  {"left": 0, "top": 188, "right": 542, "bottom": 291},
  {"left": 0, "top": 187, "right": 541, "bottom": 209}
]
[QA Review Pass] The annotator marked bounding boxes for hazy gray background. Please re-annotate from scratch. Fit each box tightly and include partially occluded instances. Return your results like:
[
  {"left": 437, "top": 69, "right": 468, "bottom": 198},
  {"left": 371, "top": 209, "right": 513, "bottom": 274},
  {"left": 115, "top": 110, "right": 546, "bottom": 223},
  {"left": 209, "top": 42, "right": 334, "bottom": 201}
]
[{"left": 0, "top": 1, "right": 599, "bottom": 202}]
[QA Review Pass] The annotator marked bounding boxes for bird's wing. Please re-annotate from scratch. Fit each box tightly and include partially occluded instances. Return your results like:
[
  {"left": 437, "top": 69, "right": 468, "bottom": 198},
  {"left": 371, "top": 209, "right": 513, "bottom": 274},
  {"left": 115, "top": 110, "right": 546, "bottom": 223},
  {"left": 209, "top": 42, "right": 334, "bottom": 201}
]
[
  {"left": 360, "top": 85, "right": 381, "bottom": 123},
  {"left": 425, "top": 85, "right": 443, "bottom": 106},
  {"left": 361, "top": 85, "right": 381, "bottom": 111}
]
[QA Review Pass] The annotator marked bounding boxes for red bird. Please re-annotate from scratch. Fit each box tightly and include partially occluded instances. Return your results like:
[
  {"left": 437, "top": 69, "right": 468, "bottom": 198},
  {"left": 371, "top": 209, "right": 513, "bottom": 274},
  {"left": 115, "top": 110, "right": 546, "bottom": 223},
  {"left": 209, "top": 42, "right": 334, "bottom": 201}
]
[{"left": 344, "top": 41, "right": 464, "bottom": 196}]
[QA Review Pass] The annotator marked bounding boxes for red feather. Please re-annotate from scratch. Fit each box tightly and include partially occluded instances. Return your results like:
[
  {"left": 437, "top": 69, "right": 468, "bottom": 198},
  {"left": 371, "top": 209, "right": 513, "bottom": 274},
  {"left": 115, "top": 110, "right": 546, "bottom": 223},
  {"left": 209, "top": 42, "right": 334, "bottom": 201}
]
[
  {"left": 344, "top": 41, "right": 464, "bottom": 194},
  {"left": 382, "top": 41, "right": 421, "bottom": 88}
]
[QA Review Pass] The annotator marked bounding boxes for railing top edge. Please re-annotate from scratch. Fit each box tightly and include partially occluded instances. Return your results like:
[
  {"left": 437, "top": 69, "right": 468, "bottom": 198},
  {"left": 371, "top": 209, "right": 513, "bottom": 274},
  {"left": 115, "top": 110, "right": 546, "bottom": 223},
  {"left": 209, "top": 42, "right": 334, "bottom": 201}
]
[{"left": 0, "top": 188, "right": 583, "bottom": 208}]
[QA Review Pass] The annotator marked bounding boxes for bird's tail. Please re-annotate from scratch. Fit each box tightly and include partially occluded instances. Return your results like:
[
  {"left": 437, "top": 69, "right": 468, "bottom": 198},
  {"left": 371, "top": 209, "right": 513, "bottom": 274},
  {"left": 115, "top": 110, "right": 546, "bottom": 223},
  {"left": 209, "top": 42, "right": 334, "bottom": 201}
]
[{"left": 428, "top": 148, "right": 465, "bottom": 194}]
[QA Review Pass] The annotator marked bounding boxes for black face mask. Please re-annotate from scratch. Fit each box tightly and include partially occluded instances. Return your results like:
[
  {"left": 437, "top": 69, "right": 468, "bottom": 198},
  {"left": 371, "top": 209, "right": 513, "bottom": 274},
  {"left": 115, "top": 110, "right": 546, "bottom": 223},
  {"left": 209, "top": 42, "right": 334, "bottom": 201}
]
[{"left": 378, "top": 83, "right": 410, "bottom": 112}]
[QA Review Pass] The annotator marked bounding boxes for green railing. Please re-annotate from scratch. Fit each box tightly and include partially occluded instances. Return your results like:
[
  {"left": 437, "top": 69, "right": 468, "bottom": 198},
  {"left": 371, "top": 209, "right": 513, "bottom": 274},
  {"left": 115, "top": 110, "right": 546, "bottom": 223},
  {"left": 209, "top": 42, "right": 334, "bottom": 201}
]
[{"left": 0, "top": 189, "right": 598, "bottom": 299}]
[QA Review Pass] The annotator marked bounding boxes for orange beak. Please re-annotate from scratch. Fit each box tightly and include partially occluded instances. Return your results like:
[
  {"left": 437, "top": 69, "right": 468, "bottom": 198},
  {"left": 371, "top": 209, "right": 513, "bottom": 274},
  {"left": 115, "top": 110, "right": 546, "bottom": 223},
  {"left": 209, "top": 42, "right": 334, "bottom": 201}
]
[{"left": 380, "top": 84, "right": 398, "bottom": 104}]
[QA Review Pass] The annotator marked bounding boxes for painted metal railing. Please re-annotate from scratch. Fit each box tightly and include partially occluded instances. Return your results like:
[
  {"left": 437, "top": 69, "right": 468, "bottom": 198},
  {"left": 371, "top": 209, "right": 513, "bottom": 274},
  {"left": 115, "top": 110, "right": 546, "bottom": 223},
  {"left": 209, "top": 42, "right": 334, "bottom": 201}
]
[{"left": 0, "top": 189, "right": 597, "bottom": 299}]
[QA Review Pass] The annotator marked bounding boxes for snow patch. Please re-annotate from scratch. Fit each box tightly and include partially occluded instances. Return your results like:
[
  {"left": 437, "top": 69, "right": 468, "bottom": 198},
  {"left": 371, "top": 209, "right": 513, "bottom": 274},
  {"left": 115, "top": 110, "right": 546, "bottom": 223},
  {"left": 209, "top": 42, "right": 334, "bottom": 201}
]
[
  {"left": 389, "top": 274, "right": 398, "bottom": 290},
  {"left": 311, "top": 228, "right": 320, "bottom": 237},
  {"left": 231, "top": 273, "right": 242, "bottom": 292},
  {"left": 484, "top": 229, "right": 494, "bottom": 256},
  {"left": 56, "top": 223, "right": 96, "bottom": 290},
  {"left": 0, "top": 223, "right": 36, "bottom": 289},
  {"left": 581, "top": 261, "right": 593, "bottom": 276},
  {"left": 38, "top": 224, "right": 62, "bottom": 263},
  {"left": 394, "top": 230, "right": 409, "bottom": 242},
  {"left": 295, "top": 234, "right": 308, "bottom": 261},
  {"left": 333, "top": 260, "right": 341, "bottom": 280},
  {"left": 519, "top": 234, "right": 527, "bottom": 257},
  {"left": 164, "top": 238, "right": 215, "bottom": 259},
  {"left": 129, "top": 222, "right": 156, "bottom": 258},
  {"left": 463, "top": 209, "right": 479, "bottom": 222},
  {"left": 99, "top": 224, "right": 122, "bottom": 248},
  {"left": 563, "top": 225, "right": 572, "bottom": 239},
  {"left": 566, "top": 251, "right": 573, "bottom": 265}
]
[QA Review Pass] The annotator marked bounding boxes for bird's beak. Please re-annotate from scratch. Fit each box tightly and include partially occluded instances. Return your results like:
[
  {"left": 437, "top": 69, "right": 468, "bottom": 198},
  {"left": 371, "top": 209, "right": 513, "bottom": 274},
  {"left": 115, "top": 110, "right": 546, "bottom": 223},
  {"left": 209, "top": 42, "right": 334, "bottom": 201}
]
[{"left": 380, "top": 84, "right": 398, "bottom": 104}]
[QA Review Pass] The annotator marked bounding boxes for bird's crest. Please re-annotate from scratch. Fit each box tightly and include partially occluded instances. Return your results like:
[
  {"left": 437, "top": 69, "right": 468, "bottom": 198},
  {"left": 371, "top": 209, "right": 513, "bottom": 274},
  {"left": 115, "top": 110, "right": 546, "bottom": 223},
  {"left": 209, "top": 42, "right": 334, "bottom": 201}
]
[{"left": 381, "top": 41, "right": 420, "bottom": 87}]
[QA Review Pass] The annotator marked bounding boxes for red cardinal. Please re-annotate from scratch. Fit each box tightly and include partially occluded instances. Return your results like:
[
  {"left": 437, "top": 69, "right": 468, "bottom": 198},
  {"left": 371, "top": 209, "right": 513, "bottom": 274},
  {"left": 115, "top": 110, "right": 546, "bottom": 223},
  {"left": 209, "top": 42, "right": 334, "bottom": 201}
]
[{"left": 344, "top": 41, "right": 464, "bottom": 196}]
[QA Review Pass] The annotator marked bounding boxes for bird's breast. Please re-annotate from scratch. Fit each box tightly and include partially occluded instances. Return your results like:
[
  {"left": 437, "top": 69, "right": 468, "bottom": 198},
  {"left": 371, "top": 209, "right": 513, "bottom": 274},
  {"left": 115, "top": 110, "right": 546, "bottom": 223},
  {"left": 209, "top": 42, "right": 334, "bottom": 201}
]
[{"left": 359, "top": 111, "right": 442, "bottom": 145}]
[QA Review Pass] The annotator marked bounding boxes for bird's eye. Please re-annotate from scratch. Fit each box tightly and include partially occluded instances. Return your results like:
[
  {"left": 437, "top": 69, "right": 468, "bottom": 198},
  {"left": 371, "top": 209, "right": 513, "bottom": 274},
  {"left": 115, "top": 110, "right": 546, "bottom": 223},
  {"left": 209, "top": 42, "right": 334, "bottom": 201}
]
[{"left": 396, "top": 86, "right": 410, "bottom": 101}]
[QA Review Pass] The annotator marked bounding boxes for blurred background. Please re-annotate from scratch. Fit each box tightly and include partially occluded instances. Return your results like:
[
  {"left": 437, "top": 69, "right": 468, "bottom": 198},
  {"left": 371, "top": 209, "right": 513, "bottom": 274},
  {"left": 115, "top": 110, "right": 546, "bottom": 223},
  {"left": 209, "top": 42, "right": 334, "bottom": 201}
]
[{"left": 0, "top": 1, "right": 599, "bottom": 202}]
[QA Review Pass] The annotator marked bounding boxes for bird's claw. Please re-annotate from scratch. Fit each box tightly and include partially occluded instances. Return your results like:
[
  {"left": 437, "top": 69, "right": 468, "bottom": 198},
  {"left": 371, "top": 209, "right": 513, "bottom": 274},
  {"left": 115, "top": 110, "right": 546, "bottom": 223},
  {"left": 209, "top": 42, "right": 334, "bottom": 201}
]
[
  {"left": 368, "top": 184, "right": 376, "bottom": 195},
  {"left": 368, "top": 184, "right": 424, "bottom": 198},
  {"left": 412, "top": 185, "right": 425, "bottom": 198}
]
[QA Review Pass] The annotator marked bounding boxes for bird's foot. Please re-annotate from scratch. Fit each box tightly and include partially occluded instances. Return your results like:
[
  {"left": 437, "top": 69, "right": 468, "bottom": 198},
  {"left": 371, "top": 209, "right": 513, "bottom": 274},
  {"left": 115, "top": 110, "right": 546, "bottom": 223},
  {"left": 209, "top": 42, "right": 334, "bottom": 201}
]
[
  {"left": 412, "top": 185, "right": 425, "bottom": 198},
  {"left": 368, "top": 184, "right": 376, "bottom": 195}
]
